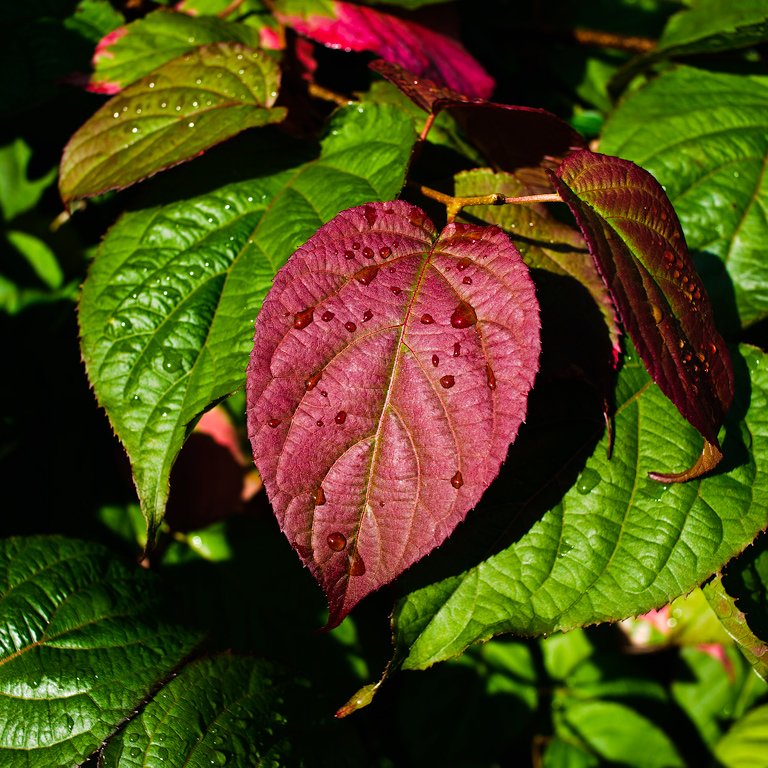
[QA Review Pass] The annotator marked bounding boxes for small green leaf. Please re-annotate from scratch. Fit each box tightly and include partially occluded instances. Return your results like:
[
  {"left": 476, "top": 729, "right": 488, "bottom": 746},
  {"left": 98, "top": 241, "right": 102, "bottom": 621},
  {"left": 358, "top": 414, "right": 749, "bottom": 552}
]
[
  {"left": 0, "top": 536, "right": 201, "bottom": 768},
  {"left": 78, "top": 103, "right": 416, "bottom": 546},
  {"left": 91, "top": 9, "right": 264, "bottom": 92},
  {"left": 100, "top": 654, "right": 330, "bottom": 767},
  {"left": 0, "top": 139, "right": 58, "bottom": 222},
  {"left": 6, "top": 231, "right": 64, "bottom": 289},
  {"left": 714, "top": 702, "right": 768, "bottom": 768},
  {"left": 600, "top": 66, "right": 768, "bottom": 334},
  {"left": 60, "top": 42, "right": 286, "bottom": 202},
  {"left": 389, "top": 344, "right": 768, "bottom": 671}
]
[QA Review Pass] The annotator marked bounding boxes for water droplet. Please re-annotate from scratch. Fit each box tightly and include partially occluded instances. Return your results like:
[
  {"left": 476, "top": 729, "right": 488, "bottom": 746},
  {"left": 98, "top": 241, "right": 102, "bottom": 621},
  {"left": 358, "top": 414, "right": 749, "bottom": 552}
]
[
  {"left": 113, "top": 112, "right": 119, "bottom": 118},
  {"left": 389, "top": 266, "right": 397, "bottom": 273},
  {"left": 213, "top": 751, "right": 229, "bottom": 766},
  {"left": 576, "top": 468, "right": 600, "bottom": 495},
  {"left": 345, "top": 250, "right": 355, "bottom": 259},
  {"left": 456, "top": 257, "right": 472, "bottom": 271},
  {"left": 421, "top": 314, "right": 435, "bottom": 324},
  {"left": 335, "top": 410, "right": 347, "bottom": 424},
  {"left": 362, "top": 247, "right": 374, "bottom": 259},
  {"left": 267, "top": 418, "right": 280, "bottom": 428},
  {"left": 451, "top": 301, "right": 477, "bottom": 328},
  {"left": 363, "top": 309, "right": 373, "bottom": 322},
  {"left": 321, "top": 390, "right": 328, "bottom": 397},
  {"left": 322, "top": 310, "right": 335, "bottom": 322},
  {"left": 364, "top": 205, "right": 377, "bottom": 226},
  {"left": 708, "top": 342, "right": 717, "bottom": 355},
  {"left": 316, "top": 420, "right": 324, "bottom": 427},
  {"left": 129, "top": 746, "right": 142, "bottom": 757},
  {"left": 189, "top": 122, "right": 195, "bottom": 128},
  {"left": 212, "top": 736, "right": 225, "bottom": 747},
  {"left": 157, "top": 735, "right": 166, "bottom": 743},
  {"left": 158, "top": 746, "right": 170, "bottom": 760},
  {"left": 356, "top": 265, "right": 379, "bottom": 285},
  {"left": 129, "top": 734, "right": 139, "bottom": 743},
  {"left": 305, "top": 371, "right": 322, "bottom": 391},
  {"left": 347, "top": 552, "right": 366, "bottom": 576},
  {"left": 379, "top": 247, "right": 391, "bottom": 258},
  {"left": 432, "top": 355, "right": 439, "bottom": 367},
  {"left": 316, "top": 487, "right": 326, "bottom": 506},
  {"left": 344, "top": 321, "right": 357, "bottom": 332},
  {"left": 294, "top": 308, "right": 314, "bottom": 328},
  {"left": 486, "top": 364, "right": 496, "bottom": 390},
  {"left": 407, "top": 208, "right": 425, "bottom": 227},
  {"left": 462, "top": 276, "right": 472, "bottom": 285},
  {"left": 440, "top": 375, "right": 455, "bottom": 389},
  {"left": 646, "top": 481, "right": 669, "bottom": 501},
  {"left": 390, "top": 286, "right": 401, "bottom": 295},
  {"left": 328, "top": 532, "right": 346, "bottom": 551},
  {"left": 64, "top": 715, "right": 74, "bottom": 733},
  {"left": 353, "top": 242, "right": 361, "bottom": 250},
  {"left": 453, "top": 343, "right": 461, "bottom": 357},
  {"left": 450, "top": 471, "right": 463, "bottom": 489}
]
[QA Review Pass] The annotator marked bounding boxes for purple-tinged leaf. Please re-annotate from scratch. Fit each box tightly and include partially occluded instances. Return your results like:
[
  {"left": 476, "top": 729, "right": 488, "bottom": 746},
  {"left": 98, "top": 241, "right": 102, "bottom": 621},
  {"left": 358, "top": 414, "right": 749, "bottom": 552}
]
[
  {"left": 274, "top": 1, "right": 494, "bottom": 99},
  {"left": 550, "top": 151, "right": 734, "bottom": 479},
  {"left": 60, "top": 42, "right": 286, "bottom": 203},
  {"left": 371, "top": 60, "right": 586, "bottom": 193},
  {"left": 246, "top": 201, "right": 540, "bottom": 628}
]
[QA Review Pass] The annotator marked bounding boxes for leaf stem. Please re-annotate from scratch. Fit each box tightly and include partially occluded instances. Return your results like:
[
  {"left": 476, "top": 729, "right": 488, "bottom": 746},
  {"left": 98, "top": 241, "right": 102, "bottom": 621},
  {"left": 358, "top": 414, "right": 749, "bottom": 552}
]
[
  {"left": 217, "top": 0, "right": 247, "bottom": 17},
  {"left": 308, "top": 83, "right": 353, "bottom": 107},
  {"left": 415, "top": 184, "right": 562, "bottom": 222}
]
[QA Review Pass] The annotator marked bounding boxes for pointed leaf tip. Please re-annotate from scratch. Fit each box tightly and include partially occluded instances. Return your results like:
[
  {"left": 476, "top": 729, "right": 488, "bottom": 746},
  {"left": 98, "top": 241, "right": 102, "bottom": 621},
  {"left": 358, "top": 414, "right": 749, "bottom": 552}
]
[
  {"left": 335, "top": 681, "right": 380, "bottom": 718},
  {"left": 551, "top": 150, "right": 734, "bottom": 472},
  {"left": 247, "top": 201, "right": 541, "bottom": 627},
  {"left": 648, "top": 438, "right": 723, "bottom": 484}
]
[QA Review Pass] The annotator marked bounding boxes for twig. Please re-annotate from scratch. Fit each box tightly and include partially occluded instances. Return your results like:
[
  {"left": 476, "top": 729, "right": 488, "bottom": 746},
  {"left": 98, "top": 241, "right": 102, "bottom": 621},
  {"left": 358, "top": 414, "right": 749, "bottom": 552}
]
[
  {"left": 308, "top": 83, "right": 353, "bottom": 107},
  {"left": 217, "top": 0, "right": 247, "bottom": 18}
]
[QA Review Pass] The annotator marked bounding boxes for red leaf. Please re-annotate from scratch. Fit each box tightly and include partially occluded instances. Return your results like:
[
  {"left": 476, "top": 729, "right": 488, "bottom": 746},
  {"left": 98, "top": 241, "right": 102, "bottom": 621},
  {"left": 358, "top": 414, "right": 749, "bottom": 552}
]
[
  {"left": 276, "top": 2, "right": 494, "bottom": 99},
  {"left": 246, "top": 201, "right": 540, "bottom": 627},
  {"left": 370, "top": 60, "right": 586, "bottom": 193},
  {"left": 550, "top": 151, "right": 735, "bottom": 476}
]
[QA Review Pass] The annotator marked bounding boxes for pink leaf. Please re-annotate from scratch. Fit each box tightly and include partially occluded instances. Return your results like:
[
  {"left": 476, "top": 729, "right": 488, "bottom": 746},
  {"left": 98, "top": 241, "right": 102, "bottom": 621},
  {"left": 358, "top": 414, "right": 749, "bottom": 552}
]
[
  {"left": 276, "top": 1, "right": 494, "bottom": 99},
  {"left": 247, "top": 201, "right": 540, "bottom": 628}
]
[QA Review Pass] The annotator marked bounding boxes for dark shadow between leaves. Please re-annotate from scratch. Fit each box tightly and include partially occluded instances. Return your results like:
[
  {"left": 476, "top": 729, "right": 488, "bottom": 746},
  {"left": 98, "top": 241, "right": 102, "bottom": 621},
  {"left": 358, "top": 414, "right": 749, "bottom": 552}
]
[
  {"left": 694, "top": 251, "right": 742, "bottom": 341},
  {"left": 715, "top": 344, "right": 752, "bottom": 477}
]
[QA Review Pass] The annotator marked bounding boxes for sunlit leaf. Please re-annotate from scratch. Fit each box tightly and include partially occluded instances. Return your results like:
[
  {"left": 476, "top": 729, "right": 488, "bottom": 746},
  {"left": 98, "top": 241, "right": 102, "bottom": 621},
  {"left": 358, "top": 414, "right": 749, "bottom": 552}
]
[{"left": 247, "top": 201, "right": 540, "bottom": 628}]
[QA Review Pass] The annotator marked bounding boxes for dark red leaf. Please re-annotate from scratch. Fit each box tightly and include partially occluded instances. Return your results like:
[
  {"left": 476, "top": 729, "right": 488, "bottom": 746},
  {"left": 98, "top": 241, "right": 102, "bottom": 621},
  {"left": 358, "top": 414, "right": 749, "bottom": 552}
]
[
  {"left": 246, "top": 201, "right": 540, "bottom": 627},
  {"left": 550, "top": 151, "right": 734, "bottom": 477},
  {"left": 275, "top": 2, "right": 494, "bottom": 99},
  {"left": 370, "top": 60, "right": 586, "bottom": 193}
]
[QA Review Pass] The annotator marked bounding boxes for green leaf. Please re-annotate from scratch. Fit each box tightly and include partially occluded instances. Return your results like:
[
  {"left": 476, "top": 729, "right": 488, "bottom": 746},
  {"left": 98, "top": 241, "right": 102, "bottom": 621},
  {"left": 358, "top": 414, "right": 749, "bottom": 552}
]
[
  {"left": 0, "top": 139, "right": 58, "bottom": 222},
  {"left": 0, "top": 536, "right": 202, "bottom": 768},
  {"left": 64, "top": 0, "right": 124, "bottom": 44},
  {"left": 78, "top": 102, "right": 416, "bottom": 546},
  {"left": 713, "top": 702, "right": 768, "bottom": 768},
  {"left": 600, "top": 66, "right": 768, "bottom": 334},
  {"left": 101, "top": 654, "right": 350, "bottom": 767},
  {"left": 91, "top": 9, "right": 264, "bottom": 92},
  {"left": 389, "top": 343, "right": 768, "bottom": 671},
  {"left": 6, "top": 231, "right": 64, "bottom": 289},
  {"left": 610, "top": 0, "right": 768, "bottom": 95},
  {"left": 61, "top": 42, "right": 286, "bottom": 202},
  {"left": 558, "top": 700, "right": 685, "bottom": 768}
]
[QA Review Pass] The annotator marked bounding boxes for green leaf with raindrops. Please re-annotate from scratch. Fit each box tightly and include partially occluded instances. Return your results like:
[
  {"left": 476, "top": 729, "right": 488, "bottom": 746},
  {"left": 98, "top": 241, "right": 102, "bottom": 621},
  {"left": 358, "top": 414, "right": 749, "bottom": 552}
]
[
  {"left": 600, "top": 66, "right": 768, "bottom": 336},
  {"left": 385, "top": 343, "right": 768, "bottom": 673},
  {"left": 60, "top": 42, "right": 286, "bottom": 203},
  {"left": 77, "top": 102, "right": 416, "bottom": 547},
  {"left": 100, "top": 654, "right": 348, "bottom": 768},
  {"left": 0, "top": 536, "right": 202, "bottom": 768}
]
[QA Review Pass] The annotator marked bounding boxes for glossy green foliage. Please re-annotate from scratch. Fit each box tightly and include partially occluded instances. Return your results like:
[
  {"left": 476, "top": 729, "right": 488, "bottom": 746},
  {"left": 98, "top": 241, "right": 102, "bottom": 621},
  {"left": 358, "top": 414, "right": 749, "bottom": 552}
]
[
  {"left": 0, "top": 537, "right": 201, "bottom": 768},
  {"left": 78, "top": 103, "right": 416, "bottom": 543}
]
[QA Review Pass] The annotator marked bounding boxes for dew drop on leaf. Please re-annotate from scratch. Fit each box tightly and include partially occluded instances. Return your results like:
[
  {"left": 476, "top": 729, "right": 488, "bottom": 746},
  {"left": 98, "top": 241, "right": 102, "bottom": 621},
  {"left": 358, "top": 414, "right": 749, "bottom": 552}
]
[
  {"left": 356, "top": 265, "right": 379, "bottom": 285},
  {"left": 64, "top": 715, "right": 74, "bottom": 733},
  {"left": 322, "top": 311, "right": 335, "bottom": 322},
  {"left": 130, "top": 748, "right": 141, "bottom": 758},
  {"left": 650, "top": 303, "right": 663, "bottom": 324},
  {"left": 316, "top": 420, "right": 324, "bottom": 427},
  {"left": 450, "top": 301, "right": 477, "bottom": 328},
  {"left": 453, "top": 343, "right": 461, "bottom": 357},
  {"left": 353, "top": 243, "right": 361, "bottom": 250},
  {"left": 305, "top": 371, "right": 322, "bottom": 391},
  {"left": 335, "top": 410, "right": 347, "bottom": 424},
  {"left": 463, "top": 276, "right": 472, "bottom": 285},
  {"left": 456, "top": 257, "right": 472, "bottom": 271},
  {"left": 347, "top": 552, "right": 366, "bottom": 576},
  {"left": 363, "top": 309, "right": 373, "bottom": 322},
  {"left": 407, "top": 208, "right": 425, "bottom": 227},
  {"left": 432, "top": 355, "right": 439, "bottom": 367},
  {"left": 379, "top": 247, "right": 391, "bottom": 258},
  {"left": 345, "top": 250, "right": 355, "bottom": 259},
  {"left": 440, "top": 375, "right": 455, "bottom": 389},
  {"left": 364, "top": 205, "right": 377, "bottom": 226},
  {"left": 327, "top": 532, "right": 346, "bottom": 551},
  {"left": 294, "top": 308, "right": 314, "bottom": 329},
  {"left": 576, "top": 468, "right": 600, "bottom": 495},
  {"left": 390, "top": 286, "right": 401, "bottom": 295},
  {"left": 362, "top": 247, "right": 374, "bottom": 259},
  {"left": 450, "top": 471, "right": 463, "bottom": 489},
  {"left": 421, "top": 314, "right": 435, "bottom": 324},
  {"left": 267, "top": 419, "right": 280, "bottom": 428},
  {"left": 316, "top": 487, "right": 326, "bottom": 506},
  {"left": 486, "top": 364, "right": 497, "bottom": 391},
  {"left": 344, "top": 321, "right": 357, "bottom": 332}
]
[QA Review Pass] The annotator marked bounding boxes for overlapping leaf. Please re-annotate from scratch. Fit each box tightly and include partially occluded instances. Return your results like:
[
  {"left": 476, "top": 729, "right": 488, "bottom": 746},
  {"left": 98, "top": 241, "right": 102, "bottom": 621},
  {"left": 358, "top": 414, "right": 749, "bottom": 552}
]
[
  {"left": 0, "top": 536, "right": 201, "bottom": 768},
  {"left": 61, "top": 42, "right": 286, "bottom": 202},
  {"left": 551, "top": 150, "right": 734, "bottom": 480},
  {"left": 90, "top": 9, "right": 264, "bottom": 93},
  {"left": 610, "top": 0, "right": 768, "bottom": 97},
  {"left": 78, "top": 103, "right": 416, "bottom": 547},
  {"left": 600, "top": 66, "right": 768, "bottom": 334},
  {"left": 371, "top": 60, "right": 586, "bottom": 192},
  {"left": 385, "top": 343, "right": 768, "bottom": 673},
  {"left": 274, "top": 0, "right": 494, "bottom": 99},
  {"left": 246, "top": 201, "right": 541, "bottom": 628}
]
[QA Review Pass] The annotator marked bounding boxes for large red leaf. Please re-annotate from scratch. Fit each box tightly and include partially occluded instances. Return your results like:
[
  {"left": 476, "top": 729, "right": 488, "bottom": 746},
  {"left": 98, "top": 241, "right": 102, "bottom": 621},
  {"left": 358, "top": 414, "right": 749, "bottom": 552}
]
[
  {"left": 550, "top": 151, "right": 735, "bottom": 480},
  {"left": 370, "top": 60, "right": 586, "bottom": 193},
  {"left": 246, "top": 201, "right": 540, "bottom": 627},
  {"left": 275, "top": 1, "right": 494, "bottom": 100}
]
